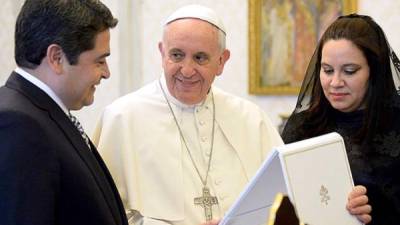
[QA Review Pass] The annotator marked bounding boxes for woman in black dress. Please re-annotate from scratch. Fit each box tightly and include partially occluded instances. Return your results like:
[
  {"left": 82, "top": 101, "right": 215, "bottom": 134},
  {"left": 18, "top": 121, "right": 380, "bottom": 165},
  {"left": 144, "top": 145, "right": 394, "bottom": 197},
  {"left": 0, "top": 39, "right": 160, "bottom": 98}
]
[{"left": 282, "top": 14, "right": 400, "bottom": 225}]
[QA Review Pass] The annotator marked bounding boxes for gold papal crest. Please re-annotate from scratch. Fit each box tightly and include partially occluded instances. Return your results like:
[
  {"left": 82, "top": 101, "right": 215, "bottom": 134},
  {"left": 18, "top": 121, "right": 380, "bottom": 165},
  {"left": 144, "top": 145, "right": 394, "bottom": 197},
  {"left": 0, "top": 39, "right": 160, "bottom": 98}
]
[{"left": 320, "top": 185, "right": 330, "bottom": 205}]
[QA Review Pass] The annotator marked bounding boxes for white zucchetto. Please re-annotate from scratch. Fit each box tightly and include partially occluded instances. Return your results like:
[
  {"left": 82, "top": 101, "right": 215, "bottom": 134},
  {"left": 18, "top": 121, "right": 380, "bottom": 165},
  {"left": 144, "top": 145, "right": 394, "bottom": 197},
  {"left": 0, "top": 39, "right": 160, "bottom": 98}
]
[{"left": 164, "top": 4, "right": 226, "bottom": 34}]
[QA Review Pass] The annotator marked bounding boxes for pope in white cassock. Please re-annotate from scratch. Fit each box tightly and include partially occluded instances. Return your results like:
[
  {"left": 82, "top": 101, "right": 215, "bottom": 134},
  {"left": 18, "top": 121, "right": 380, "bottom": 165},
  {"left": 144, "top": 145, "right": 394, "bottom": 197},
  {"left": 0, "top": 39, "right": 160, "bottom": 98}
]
[{"left": 93, "top": 4, "right": 283, "bottom": 225}]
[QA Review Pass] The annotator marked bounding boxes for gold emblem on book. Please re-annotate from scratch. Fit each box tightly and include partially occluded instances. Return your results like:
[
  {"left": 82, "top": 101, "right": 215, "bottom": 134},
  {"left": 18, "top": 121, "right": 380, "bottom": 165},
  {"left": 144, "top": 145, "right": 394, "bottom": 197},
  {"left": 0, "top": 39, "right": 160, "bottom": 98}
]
[{"left": 320, "top": 185, "right": 330, "bottom": 205}]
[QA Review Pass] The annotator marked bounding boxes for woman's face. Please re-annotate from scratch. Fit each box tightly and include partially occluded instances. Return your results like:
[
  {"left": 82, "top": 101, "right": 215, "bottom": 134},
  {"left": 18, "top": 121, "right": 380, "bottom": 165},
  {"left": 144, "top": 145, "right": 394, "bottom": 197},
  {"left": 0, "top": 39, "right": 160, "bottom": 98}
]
[{"left": 320, "top": 39, "right": 370, "bottom": 112}]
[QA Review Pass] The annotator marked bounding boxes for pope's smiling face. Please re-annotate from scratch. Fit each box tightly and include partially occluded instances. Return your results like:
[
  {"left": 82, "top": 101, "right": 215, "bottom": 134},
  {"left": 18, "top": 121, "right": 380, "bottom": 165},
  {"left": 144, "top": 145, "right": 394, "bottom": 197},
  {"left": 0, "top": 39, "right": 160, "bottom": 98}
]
[{"left": 159, "top": 18, "right": 230, "bottom": 105}]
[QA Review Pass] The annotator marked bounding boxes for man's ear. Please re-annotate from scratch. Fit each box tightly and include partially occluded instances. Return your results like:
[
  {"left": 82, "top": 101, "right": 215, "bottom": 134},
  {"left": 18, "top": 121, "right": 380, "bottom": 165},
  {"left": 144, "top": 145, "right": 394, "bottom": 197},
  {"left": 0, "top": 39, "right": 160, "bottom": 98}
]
[
  {"left": 216, "top": 49, "right": 230, "bottom": 76},
  {"left": 158, "top": 42, "right": 168, "bottom": 70},
  {"left": 158, "top": 42, "right": 165, "bottom": 57},
  {"left": 46, "top": 44, "right": 65, "bottom": 74}
]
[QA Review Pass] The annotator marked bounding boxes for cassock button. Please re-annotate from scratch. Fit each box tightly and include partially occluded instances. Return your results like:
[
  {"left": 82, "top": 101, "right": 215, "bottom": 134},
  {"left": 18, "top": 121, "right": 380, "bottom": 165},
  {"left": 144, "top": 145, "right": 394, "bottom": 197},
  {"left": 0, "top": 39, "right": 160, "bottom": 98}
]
[
  {"left": 201, "top": 136, "right": 207, "bottom": 142},
  {"left": 199, "top": 121, "right": 205, "bottom": 126},
  {"left": 214, "top": 179, "right": 221, "bottom": 185}
]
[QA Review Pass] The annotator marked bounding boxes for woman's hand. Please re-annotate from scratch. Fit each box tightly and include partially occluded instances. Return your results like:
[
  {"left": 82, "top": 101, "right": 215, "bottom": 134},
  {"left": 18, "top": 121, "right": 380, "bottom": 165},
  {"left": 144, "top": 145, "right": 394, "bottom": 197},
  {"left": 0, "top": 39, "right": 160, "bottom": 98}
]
[{"left": 347, "top": 185, "right": 372, "bottom": 224}]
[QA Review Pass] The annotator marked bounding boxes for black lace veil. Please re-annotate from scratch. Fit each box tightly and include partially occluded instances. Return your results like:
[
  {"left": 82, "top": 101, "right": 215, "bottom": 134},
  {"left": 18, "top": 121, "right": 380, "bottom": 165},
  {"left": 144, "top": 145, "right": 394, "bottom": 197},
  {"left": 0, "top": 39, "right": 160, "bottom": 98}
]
[{"left": 390, "top": 50, "right": 400, "bottom": 94}]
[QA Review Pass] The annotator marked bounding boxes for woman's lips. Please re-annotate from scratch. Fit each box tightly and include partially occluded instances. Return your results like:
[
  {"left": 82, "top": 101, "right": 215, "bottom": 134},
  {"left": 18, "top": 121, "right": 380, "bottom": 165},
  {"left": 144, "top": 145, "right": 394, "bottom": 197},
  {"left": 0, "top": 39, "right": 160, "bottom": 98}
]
[{"left": 330, "top": 92, "right": 348, "bottom": 100}]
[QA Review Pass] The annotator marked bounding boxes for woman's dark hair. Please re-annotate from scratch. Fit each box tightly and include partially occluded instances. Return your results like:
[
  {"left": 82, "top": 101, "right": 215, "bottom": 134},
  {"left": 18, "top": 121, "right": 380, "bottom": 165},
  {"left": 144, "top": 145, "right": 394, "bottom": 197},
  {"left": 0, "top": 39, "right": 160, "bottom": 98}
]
[
  {"left": 15, "top": 0, "right": 118, "bottom": 68},
  {"left": 303, "top": 14, "right": 396, "bottom": 142}
]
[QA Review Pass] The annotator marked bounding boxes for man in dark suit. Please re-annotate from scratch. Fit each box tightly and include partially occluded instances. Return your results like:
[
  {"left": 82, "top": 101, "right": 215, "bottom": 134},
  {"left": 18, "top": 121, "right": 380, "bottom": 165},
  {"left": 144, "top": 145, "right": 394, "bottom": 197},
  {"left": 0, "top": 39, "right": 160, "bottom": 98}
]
[{"left": 0, "top": 1, "right": 128, "bottom": 225}]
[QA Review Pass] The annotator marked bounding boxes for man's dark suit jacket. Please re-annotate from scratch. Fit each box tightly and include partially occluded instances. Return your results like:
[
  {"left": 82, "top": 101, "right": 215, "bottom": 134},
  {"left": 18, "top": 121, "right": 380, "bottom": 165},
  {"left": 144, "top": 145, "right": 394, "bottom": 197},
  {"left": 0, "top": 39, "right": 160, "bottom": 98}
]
[{"left": 0, "top": 72, "right": 128, "bottom": 225}]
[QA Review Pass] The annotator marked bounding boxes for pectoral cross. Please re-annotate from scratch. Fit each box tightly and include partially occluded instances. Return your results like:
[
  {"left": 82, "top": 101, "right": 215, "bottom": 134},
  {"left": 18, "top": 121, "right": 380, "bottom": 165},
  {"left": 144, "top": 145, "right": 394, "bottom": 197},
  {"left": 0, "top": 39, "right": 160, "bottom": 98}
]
[{"left": 194, "top": 186, "right": 219, "bottom": 221}]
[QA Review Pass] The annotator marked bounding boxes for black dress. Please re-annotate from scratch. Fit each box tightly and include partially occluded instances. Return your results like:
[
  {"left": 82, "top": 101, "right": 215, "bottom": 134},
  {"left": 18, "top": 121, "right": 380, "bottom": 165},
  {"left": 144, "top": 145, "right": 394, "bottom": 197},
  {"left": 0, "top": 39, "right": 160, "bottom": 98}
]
[{"left": 282, "top": 101, "right": 400, "bottom": 225}]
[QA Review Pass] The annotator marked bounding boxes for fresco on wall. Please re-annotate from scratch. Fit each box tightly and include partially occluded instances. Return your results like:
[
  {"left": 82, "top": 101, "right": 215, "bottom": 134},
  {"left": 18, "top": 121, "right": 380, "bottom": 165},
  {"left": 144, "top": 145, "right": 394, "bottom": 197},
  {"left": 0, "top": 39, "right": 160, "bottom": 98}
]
[{"left": 249, "top": 0, "right": 357, "bottom": 95}]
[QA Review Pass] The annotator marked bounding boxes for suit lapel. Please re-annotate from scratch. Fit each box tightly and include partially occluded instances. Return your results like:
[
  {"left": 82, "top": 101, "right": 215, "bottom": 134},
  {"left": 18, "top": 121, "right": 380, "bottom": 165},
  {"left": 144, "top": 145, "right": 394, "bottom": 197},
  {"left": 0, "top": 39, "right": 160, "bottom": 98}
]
[
  {"left": 6, "top": 72, "right": 125, "bottom": 225},
  {"left": 88, "top": 139, "right": 128, "bottom": 225},
  {"left": 48, "top": 109, "right": 123, "bottom": 225}
]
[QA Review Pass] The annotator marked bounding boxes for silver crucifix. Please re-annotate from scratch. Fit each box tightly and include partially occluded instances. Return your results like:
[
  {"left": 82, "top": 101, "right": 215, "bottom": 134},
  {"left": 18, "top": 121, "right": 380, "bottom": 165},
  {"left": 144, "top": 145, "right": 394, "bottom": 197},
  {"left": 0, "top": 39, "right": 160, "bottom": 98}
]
[{"left": 194, "top": 186, "right": 219, "bottom": 221}]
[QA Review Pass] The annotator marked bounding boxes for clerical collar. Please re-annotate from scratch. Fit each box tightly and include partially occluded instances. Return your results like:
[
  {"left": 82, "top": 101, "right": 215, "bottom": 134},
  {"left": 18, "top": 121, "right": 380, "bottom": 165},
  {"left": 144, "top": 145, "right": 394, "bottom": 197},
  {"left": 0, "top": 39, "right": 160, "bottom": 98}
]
[
  {"left": 159, "top": 74, "right": 213, "bottom": 110},
  {"left": 15, "top": 67, "right": 69, "bottom": 115}
]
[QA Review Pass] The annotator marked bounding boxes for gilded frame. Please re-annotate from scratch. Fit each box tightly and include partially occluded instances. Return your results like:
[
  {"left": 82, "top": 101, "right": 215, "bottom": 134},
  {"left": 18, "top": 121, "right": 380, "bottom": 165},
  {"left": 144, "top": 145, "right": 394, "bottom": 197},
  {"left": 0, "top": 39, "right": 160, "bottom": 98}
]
[{"left": 249, "top": 0, "right": 357, "bottom": 95}]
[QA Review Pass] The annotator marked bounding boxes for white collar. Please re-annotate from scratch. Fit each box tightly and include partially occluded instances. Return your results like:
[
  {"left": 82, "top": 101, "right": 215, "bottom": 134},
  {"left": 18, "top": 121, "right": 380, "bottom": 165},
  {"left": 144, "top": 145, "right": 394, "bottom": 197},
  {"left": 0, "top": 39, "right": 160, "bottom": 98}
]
[
  {"left": 159, "top": 73, "right": 213, "bottom": 110},
  {"left": 15, "top": 67, "right": 69, "bottom": 115}
]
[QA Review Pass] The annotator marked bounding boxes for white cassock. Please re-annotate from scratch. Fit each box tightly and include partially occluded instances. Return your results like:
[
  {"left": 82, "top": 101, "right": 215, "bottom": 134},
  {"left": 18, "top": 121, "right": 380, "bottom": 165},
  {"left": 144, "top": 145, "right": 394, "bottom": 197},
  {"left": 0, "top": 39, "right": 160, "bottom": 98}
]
[{"left": 93, "top": 76, "right": 283, "bottom": 225}]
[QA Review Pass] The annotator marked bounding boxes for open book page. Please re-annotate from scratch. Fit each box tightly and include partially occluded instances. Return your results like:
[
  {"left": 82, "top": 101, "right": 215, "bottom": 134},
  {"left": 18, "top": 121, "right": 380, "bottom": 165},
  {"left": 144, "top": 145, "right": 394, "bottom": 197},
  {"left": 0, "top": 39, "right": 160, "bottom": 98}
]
[{"left": 219, "top": 149, "right": 287, "bottom": 225}]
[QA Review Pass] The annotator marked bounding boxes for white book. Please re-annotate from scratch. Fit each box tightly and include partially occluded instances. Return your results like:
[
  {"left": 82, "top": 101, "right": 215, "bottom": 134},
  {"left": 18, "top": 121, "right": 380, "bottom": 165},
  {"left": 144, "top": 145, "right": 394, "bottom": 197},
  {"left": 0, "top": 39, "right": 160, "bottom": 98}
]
[{"left": 219, "top": 132, "right": 362, "bottom": 225}]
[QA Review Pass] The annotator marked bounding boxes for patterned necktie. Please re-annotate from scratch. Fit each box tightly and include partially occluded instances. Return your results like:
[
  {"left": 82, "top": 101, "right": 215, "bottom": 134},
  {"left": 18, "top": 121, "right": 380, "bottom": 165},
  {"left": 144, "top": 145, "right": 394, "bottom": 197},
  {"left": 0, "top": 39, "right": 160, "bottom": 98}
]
[{"left": 68, "top": 113, "right": 91, "bottom": 150}]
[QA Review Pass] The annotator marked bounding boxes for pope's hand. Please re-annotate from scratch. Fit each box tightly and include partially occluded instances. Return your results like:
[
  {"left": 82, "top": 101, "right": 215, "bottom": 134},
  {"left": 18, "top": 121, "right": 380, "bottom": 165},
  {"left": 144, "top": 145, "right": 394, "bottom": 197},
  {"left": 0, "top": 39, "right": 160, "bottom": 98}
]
[
  {"left": 200, "top": 219, "right": 220, "bottom": 225},
  {"left": 347, "top": 185, "right": 372, "bottom": 224}
]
